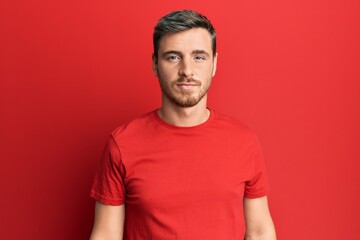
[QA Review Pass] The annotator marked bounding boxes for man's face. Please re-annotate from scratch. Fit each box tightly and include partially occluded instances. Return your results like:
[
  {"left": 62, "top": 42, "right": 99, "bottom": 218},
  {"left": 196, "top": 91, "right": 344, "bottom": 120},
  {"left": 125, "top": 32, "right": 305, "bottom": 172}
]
[{"left": 153, "top": 28, "right": 217, "bottom": 108}]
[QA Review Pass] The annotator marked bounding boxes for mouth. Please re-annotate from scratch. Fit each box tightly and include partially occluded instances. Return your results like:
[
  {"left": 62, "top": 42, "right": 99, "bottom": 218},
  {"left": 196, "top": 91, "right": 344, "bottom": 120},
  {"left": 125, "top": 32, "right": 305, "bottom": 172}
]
[{"left": 176, "top": 83, "right": 197, "bottom": 90}]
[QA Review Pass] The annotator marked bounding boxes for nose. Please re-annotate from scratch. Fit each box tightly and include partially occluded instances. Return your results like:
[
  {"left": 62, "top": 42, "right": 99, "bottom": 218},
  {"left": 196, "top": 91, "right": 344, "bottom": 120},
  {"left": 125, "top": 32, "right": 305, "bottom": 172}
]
[{"left": 178, "top": 57, "right": 194, "bottom": 78}]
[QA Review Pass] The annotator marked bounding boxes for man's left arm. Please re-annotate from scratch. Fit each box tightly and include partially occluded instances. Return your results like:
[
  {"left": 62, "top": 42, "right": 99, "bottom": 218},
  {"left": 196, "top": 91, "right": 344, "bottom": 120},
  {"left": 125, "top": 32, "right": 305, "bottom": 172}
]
[{"left": 244, "top": 196, "right": 276, "bottom": 240}]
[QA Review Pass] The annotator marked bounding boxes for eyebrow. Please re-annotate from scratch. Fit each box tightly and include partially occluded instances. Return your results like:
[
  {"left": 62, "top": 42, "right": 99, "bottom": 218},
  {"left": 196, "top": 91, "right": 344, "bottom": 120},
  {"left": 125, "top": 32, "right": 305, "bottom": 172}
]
[
  {"left": 161, "top": 50, "right": 182, "bottom": 57},
  {"left": 161, "top": 49, "right": 210, "bottom": 57},
  {"left": 192, "top": 50, "right": 210, "bottom": 56}
]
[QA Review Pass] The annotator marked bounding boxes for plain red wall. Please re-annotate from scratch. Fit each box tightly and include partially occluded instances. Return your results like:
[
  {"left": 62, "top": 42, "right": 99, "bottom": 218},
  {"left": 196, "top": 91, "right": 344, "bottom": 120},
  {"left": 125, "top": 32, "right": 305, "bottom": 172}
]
[{"left": 1, "top": 0, "right": 359, "bottom": 239}]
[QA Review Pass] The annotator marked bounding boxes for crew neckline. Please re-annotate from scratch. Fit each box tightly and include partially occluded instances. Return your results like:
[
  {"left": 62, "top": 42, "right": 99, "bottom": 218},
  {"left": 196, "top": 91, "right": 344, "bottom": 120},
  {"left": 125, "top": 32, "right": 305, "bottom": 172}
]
[{"left": 153, "top": 108, "right": 215, "bottom": 130}]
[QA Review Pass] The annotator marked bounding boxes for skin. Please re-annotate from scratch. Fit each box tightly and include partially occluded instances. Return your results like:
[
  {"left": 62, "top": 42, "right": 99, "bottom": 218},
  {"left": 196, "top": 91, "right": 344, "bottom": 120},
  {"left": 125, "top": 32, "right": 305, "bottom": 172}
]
[
  {"left": 89, "top": 202, "right": 125, "bottom": 240},
  {"left": 244, "top": 196, "right": 277, "bottom": 239},
  {"left": 90, "top": 27, "right": 276, "bottom": 240},
  {"left": 153, "top": 28, "right": 217, "bottom": 127}
]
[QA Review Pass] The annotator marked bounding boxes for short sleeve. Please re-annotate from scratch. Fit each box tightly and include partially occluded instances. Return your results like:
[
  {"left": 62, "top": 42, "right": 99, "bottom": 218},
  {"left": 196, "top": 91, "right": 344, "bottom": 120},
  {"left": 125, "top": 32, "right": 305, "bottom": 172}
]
[
  {"left": 90, "top": 134, "right": 126, "bottom": 205},
  {"left": 244, "top": 135, "right": 269, "bottom": 198}
]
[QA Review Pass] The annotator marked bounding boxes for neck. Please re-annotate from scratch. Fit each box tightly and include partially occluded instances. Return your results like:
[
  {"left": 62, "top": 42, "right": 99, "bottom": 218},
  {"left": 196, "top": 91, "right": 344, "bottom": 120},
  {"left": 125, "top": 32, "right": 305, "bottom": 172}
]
[{"left": 158, "top": 95, "right": 210, "bottom": 127}]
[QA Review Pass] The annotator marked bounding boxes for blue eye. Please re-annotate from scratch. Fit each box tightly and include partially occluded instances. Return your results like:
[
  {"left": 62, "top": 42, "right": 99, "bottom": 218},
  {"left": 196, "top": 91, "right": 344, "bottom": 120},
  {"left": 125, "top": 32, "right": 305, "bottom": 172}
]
[
  {"left": 166, "top": 55, "right": 180, "bottom": 61},
  {"left": 194, "top": 56, "right": 206, "bottom": 61}
]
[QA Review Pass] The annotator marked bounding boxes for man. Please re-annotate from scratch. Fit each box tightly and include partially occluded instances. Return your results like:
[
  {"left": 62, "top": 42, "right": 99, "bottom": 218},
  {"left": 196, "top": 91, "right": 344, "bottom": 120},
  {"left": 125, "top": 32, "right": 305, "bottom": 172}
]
[{"left": 90, "top": 10, "right": 276, "bottom": 240}]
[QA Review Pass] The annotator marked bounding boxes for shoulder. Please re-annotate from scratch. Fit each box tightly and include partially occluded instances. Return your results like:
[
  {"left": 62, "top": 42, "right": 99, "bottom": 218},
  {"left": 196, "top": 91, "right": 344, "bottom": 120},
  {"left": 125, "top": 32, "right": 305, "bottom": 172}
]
[
  {"left": 110, "top": 110, "right": 157, "bottom": 143},
  {"left": 212, "top": 110, "right": 258, "bottom": 139}
]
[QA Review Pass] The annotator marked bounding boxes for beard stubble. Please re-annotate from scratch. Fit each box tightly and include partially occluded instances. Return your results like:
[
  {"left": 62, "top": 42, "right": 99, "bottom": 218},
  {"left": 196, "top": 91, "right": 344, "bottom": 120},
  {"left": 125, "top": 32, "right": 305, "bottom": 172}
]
[{"left": 159, "top": 77, "right": 211, "bottom": 108}]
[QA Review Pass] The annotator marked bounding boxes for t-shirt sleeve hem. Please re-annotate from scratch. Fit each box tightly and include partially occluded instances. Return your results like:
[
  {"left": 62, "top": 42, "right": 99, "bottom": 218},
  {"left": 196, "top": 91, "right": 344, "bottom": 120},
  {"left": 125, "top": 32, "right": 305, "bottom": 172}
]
[
  {"left": 244, "top": 190, "right": 269, "bottom": 199},
  {"left": 90, "top": 190, "right": 125, "bottom": 206}
]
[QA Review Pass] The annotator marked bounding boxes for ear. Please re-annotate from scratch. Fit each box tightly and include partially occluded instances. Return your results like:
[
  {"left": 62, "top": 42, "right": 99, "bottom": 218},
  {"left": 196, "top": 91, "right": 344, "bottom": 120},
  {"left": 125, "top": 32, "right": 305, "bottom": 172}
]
[
  {"left": 152, "top": 53, "right": 158, "bottom": 77},
  {"left": 212, "top": 52, "right": 218, "bottom": 77}
]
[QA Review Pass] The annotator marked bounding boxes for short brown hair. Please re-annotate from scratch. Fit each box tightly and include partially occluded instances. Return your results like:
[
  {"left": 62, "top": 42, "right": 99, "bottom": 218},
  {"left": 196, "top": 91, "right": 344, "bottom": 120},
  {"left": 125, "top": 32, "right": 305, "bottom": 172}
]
[{"left": 153, "top": 10, "right": 216, "bottom": 58}]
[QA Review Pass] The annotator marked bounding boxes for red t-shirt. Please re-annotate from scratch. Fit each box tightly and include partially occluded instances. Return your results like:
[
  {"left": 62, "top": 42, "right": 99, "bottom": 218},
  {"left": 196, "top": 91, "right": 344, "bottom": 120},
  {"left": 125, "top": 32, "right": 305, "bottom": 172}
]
[{"left": 90, "top": 109, "right": 269, "bottom": 239}]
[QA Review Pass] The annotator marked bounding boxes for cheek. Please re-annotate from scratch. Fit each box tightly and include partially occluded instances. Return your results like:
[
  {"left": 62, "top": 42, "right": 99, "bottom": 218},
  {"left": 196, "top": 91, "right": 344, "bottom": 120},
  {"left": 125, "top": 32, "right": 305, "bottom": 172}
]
[
  {"left": 158, "top": 63, "right": 172, "bottom": 74},
  {"left": 200, "top": 64, "right": 215, "bottom": 78}
]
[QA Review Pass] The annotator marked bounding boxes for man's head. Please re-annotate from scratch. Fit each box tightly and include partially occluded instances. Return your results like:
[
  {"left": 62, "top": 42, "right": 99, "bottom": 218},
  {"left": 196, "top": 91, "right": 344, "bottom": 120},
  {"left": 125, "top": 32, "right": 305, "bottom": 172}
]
[
  {"left": 153, "top": 10, "right": 218, "bottom": 108},
  {"left": 153, "top": 10, "right": 216, "bottom": 60}
]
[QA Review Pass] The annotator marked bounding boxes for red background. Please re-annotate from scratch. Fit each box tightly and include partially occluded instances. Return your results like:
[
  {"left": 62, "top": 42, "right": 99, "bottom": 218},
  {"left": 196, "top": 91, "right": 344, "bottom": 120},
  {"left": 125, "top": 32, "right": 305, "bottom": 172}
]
[{"left": 1, "top": 0, "right": 359, "bottom": 239}]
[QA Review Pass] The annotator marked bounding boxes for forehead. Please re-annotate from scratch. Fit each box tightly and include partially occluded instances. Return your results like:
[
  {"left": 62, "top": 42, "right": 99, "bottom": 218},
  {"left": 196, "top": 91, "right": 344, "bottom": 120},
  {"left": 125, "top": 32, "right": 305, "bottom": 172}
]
[{"left": 158, "top": 28, "right": 212, "bottom": 53}]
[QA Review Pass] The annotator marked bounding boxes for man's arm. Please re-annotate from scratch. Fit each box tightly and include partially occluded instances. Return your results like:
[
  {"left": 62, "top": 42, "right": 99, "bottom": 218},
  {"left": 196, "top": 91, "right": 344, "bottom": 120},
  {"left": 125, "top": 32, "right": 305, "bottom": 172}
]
[
  {"left": 244, "top": 196, "right": 276, "bottom": 240},
  {"left": 89, "top": 201, "right": 125, "bottom": 240}
]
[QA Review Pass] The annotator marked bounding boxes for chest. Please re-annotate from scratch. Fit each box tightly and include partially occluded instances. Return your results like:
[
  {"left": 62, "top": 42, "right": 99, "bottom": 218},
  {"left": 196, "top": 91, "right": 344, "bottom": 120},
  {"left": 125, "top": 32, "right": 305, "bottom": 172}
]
[{"left": 121, "top": 134, "right": 253, "bottom": 211}]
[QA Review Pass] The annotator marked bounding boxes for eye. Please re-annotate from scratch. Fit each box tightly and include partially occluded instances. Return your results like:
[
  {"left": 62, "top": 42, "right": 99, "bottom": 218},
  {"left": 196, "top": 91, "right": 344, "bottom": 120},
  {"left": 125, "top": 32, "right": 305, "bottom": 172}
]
[
  {"left": 194, "top": 56, "right": 206, "bottom": 61},
  {"left": 166, "top": 55, "right": 180, "bottom": 61}
]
